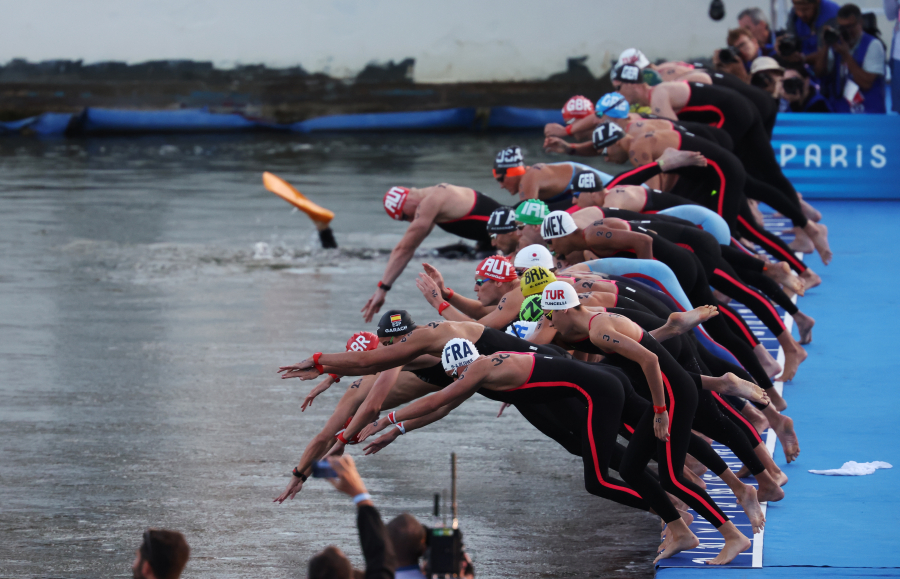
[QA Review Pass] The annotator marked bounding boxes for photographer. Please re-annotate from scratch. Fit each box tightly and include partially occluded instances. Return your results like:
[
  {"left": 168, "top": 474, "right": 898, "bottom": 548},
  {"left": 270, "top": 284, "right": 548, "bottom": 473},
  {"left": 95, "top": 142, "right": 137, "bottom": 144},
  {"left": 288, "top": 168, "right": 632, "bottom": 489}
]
[
  {"left": 815, "top": 3, "right": 886, "bottom": 113},
  {"left": 779, "top": 0, "right": 840, "bottom": 63},
  {"left": 720, "top": 28, "right": 762, "bottom": 78},
  {"left": 739, "top": 7, "right": 778, "bottom": 56},
  {"left": 782, "top": 65, "right": 835, "bottom": 111},
  {"left": 887, "top": 0, "right": 900, "bottom": 112},
  {"left": 750, "top": 56, "right": 786, "bottom": 97},
  {"left": 386, "top": 514, "right": 475, "bottom": 579}
]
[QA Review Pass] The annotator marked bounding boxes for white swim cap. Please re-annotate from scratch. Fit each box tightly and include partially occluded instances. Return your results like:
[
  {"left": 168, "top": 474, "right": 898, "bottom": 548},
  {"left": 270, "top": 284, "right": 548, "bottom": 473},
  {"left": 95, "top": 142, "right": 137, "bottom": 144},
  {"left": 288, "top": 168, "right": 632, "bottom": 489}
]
[
  {"left": 514, "top": 244, "right": 554, "bottom": 270},
  {"left": 541, "top": 211, "right": 579, "bottom": 240},
  {"left": 442, "top": 338, "right": 480, "bottom": 373},
  {"left": 541, "top": 281, "right": 580, "bottom": 310},
  {"left": 617, "top": 48, "right": 651, "bottom": 69}
]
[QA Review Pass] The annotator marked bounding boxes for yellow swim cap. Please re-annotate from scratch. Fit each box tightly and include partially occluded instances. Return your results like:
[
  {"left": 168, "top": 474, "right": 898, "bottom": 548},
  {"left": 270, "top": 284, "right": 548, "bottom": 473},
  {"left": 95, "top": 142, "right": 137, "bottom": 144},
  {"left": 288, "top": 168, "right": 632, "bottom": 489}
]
[{"left": 520, "top": 266, "right": 557, "bottom": 297}]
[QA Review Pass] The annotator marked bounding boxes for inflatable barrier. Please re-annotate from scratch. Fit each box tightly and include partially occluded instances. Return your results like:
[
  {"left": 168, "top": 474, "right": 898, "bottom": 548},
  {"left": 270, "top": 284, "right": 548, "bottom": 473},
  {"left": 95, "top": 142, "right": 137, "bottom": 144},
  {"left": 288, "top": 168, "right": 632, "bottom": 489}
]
[{"left": 289, "top": 107, "right": 477, "bottom": 133}]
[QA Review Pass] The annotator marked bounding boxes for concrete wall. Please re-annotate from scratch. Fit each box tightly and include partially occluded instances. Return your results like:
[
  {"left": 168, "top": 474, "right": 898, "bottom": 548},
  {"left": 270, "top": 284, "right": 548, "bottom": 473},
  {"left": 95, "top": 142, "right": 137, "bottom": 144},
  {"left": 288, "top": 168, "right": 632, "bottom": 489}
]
[{"left": 2, "top": 0, "right": 893, "bottom": 83}]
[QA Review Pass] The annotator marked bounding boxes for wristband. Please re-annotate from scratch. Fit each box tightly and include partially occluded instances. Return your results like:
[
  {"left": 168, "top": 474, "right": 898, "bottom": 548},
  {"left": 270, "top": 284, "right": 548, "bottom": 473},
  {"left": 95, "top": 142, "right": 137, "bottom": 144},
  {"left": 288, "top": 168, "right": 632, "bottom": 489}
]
[
  {"left": 565, "top": 124, "right": 573, "bottom": 135},
  {"left": 329, "top": 373, "right": 341, "bottom": 383},
  {"left": 437, "top": 301, "right": 451, "bottom": 316},
  {"left": 336, "top": 430, "right": 349, "bottom": 444},
  {"left": 377, "top": 281, "right": 391, "bottom": 291},
  {"left": 353, "top": 492, "right": 372, "bottom": 504},
  {"left": 292, "top": 467, "right": 308, "bottom": 482},
  {"left": 312, "top": 352, "right": 324, "bottom": 375},
  {"left": 657, "top": 158, "right": 665, "bottom": 169},
  {"left": 653, "top": 405, "right": 667, "bottom": 414},
  {"left": 388, "top": 411, "right": 397, "bottom": 425},
  {"left": 445, "top": 287, "right": 454, "bottom": 300},
  {"left": 394, "top": 422, "right": 406, "bottom": 435}
]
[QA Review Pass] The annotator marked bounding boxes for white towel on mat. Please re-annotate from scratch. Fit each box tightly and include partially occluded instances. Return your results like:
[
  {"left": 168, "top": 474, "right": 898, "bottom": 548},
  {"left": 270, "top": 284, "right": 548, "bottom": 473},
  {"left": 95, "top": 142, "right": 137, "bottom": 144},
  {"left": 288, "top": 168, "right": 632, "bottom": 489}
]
[{"left": 809, "top": 461, "right": 893, "bottom": 476}]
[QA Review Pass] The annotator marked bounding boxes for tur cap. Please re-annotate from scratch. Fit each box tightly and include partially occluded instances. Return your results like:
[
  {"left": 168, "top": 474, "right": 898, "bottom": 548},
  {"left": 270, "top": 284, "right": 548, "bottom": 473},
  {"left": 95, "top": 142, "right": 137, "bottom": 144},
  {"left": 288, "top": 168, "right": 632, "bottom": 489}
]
[
  {"left": 346, "top": 331, "right": 378, "bottom": 352},
  {"left": 475, "top": 255, "right": 517, "bottom": 282},
  {"left": 562, "top": 95, "right": 595, "bottom": 125},
  {"left": 376, "top": 310, "right": 416, "bottom": 337},
  {"left": 541, "top": 281, "right": 581, "bottom": 310},
  {"left": 597, "top": 92, "right": 630, "bottom": 119},
  {"left": 592, "top": 122, "right": 626, "bottom": 150},
  {"left": 514, "top": 244, "right": 554, "bottom": 270},
  {"left": 486, "top": 206, "right": 518, "bottom": 234},
  {"left": 616, "top": 48, "right": 651, "bottom": 69},
  {"left": 520, "top": 266, "right": 557, "bottom": 297},
  {"left": 612, "top": 63, "right": 644, "bottom": 84},
  {"left": 442, "top": 338, "right": 480, "bottom": 373},
  {"left": 514, "top": 199, "right": 550, "bottom": 225},
  {"left": 519, "top": 294, "right": 545, "bottom": 322},
  {"left": 383, "top": 186, "right": 410, "bottom": 220},
  {"left": 541, "top": 211, "right": 579, "bottom": 240}
]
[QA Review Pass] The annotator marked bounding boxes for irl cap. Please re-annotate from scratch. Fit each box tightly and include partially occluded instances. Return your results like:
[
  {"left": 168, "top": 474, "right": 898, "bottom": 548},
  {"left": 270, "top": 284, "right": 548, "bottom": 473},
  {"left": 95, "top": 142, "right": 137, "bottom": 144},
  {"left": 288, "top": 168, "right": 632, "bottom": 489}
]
[
  {"left": 514, "top": 199, "right": 550, "bottom": 225},
  {"left": 486, "top": 206, "right": 519, "bottom": 234},
  {"left": 541, "top": 211, "right": 579, "bottom": 240},
  {"left": 514, "top": 244, "right": 554, "bottom": 270},
  {"left": 592, "top": 122, "right": 626, "bottom": 150},
  {"left": 520, "top": 266, "right": 557, "bottom": 297},
  {"left": 346, "top": 331, "right": 378, "bottom": 352},
  {"left": 571, "top": 169, "right": 603, "bottom": 194},
  {"left": 562, "top": 95, "right": 595, "bottom": 125},
  {"left": 597, "top": 92, "right": 630, "bottom": 119},
  {"left": 442, "top": 338, "right": 480, "bottom": 373},
  {"left": 616, "top": 48, "right": 651, "bottom": 70},
  {"left": 541, "top": 281, "right": 581, "bottom": 310},
  {"left": 612, "top": 63, "right": 643, "bottom": 84},
  {"left": 519, "top": 294, "right": 545, "bottom": 322},
  {"left": 383, "top": 186, "right": 410, "bottom": 220},
  {"left": 475, "top": 255, "right": 517, "bottom": 283},
  {"left": 376, "top": 309, "right": 416, "bottom": 337},
  {"left": 493, "top": 146, "right": 526, "bottom": 179}
]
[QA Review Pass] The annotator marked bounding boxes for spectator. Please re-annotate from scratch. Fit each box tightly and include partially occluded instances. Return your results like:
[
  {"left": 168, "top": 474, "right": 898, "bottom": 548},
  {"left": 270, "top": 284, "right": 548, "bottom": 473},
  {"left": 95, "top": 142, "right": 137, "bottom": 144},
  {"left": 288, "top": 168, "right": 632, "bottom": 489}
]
[
  {"left": 307, "top": 455, "right": 396, "bottom": 579},
  {"left": 750, "top": 56, "right": 787, "bottom": 97},
  {"left": 816, "top": 3, "right": 886, "bottom": 113},
  {"left": 739, "top": 7, "right": 777, "bottom": 55},
  {"left": 386, "top": 514, "right": 428, "bottom": 579},
  {"left": 782, "top": 65, "right": 835, "bottom": 111},
  {"left": 885, "top": 0, "right": 900, "bottom": 112},
  {"left": 780, "top": 0, "right": 841, "bottom": 63},
  {"left": 132, "top": 529, "right": 190, "bottom": 579},
  {"left": 728, "top": 27, "right": 763, "bottom": 73}
]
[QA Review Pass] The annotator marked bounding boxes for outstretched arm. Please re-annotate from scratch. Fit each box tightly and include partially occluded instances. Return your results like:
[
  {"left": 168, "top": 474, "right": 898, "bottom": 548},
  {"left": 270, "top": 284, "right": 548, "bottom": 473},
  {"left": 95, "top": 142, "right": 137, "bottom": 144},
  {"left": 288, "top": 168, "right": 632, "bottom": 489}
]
[
  {"left": 584, "top": 226, "right": 654, "bottom": 260},
  {"left": 422, "top": 262, "right": 492, "bottom": 318},
  {"left": 543, "top": 137, "right": 598, "bottom": 157},
  {"left": 341, "top": 366, "right": 404, "bottom": 442},
  {"left": 361, "top": 397, "right": 469, "bottom": 454}
]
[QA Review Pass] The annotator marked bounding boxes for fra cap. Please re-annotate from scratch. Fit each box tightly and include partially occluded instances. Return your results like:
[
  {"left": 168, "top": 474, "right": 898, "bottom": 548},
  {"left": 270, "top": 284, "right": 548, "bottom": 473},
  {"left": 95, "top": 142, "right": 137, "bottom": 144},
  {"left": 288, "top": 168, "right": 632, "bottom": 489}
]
[
  {"left": 612, "top": 63, "right": 643, "bottom": 84},
  {"left": 383, "top": 186, "right": 410, "bottom": 220},
  {"left": 493, "top": 146, "right": 526, "bottom": 179},
  {"left": 514, "top": 199, "right": 550, "bottom": 225},
  {"left": 519, "top": 294, "right": 545, "bottom": 322},
  {"left": 592, "top": 122, "right": 625, "bottom": 150},
  {"left": 520, "top": 266, "right": 557, "bottom": 297},
  {"left": 442, "top": 338, "right": 480, "bottom": 373},
  {"left": 376, "top": 310, "right": 416, "bottom": 337},
  {"left": 562, "top": 95, "right": 595, "bottom": 125},
  {"left": 486, "top": 206, "right": 518, "bottom": 234},
  {"left": 475, "top": 255, "right": 517, "bottom": 283},
  {"left": 616, "top": 48, "right": 651, "bottom": 70},
  {"left": 596, "top": 92, "right": 630, "bottom": 119},
  {"left": 346, "top": 331, "right": 378, "bottom": 352},
  {"left": 541, "top": 211, "right": 579, "bottom": 240},
  {"left": 514, "top": 244, "right": 554, "bottom": 270},
  {"left": 541, "top": 281, "right": 581, "bottom": 310},
  {"left": 571, "top": 170, "right": 603, "bottom": 194}
]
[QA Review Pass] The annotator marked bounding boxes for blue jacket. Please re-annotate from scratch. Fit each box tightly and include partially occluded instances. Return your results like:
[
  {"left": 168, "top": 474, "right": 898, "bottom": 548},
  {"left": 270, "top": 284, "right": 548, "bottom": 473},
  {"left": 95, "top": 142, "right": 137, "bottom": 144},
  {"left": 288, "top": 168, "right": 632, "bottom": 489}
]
[{"left": 825, "top": 32, "right": 886, "bottom": 113}]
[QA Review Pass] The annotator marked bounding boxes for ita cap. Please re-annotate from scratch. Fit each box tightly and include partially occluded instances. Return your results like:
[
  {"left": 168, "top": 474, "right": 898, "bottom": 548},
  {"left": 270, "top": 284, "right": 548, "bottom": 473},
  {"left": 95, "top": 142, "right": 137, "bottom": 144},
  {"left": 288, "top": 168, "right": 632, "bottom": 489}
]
[
  {"left": 346, "top": 331, "right": 378, "bottom": 352},
  {"left": 514, "top": 199, "right": 550, "bottom": 225},
  {"left": 383, "top": 186, "right": 410, "bottom": 220},
  {"left": 612, "top": 63, "right": 643, "bottom": 84},
  {"left": 616, "top": 48, "right": 651, "bottom": 69},
  {"left": 519, "top": 294, "right": 545, "bottom": 322},
  {"left": 520, "top": 266, "right": 557, "bottom": 297},
  {"left": 493, "top": 146, "right": 526, "bottom": 179},
  {"left": 442, "top": 338, "right": 480, "bottom": 373},
  {"left": 596, "top": 92, "right": 630, "bottom": 119},
  {"left": 541, "top": 281, "right": 581, "bottom": 310},
  {"left": 562, "top": 95, "right": 595, "bottom": 125},
  {"left": 486, "top": 206, "right": 519, "bottom": 234},
  {"left": 475, "top": 255, "right": 517, "bottom": 282},
  {"left": 541, "top": 211, "right": 579, "bottom": 240},
  {"left": 514, "top": 244, "right": 554, "bottom": 270},
  {"left": 592, "top": 122, "right": 626, "bottom": 150},
  {"left": 376, "top": 309, "right": 416, "bottom": 337},
  {"left": 571, "top": 170, "right": 603, "bottom": 194}
]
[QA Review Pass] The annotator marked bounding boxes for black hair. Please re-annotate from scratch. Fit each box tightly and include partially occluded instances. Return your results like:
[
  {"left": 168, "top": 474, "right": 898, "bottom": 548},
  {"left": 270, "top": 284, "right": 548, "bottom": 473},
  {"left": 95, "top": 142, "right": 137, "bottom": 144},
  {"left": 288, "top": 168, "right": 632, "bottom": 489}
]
[{"left": 837, "top": 3, "right": 861, "bottom": 20}]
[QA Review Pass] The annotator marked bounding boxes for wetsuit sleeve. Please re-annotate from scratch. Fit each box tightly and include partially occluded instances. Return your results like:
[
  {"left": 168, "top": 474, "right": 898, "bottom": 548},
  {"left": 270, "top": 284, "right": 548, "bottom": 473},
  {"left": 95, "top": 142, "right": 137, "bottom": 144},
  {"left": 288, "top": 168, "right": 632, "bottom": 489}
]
[
  {"left": 358, "top": 505, "right": 396, "bottom": 579},
  {"left": 606, "top": 162, "right": 663, "bottom": 188}
]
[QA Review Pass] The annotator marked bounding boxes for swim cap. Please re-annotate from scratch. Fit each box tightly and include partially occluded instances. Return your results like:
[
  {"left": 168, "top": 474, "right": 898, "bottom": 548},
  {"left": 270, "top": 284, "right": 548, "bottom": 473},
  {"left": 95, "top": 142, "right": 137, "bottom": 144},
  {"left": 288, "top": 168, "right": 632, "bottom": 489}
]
[
  {"left": 519, "top": 294, "right": 545, "bottom": 322},
  {"left": 506, "top": 320, "right": 538, "bottom": 340},
  {"left": 514, "top": 244, "right": 554, "bottom": 270},
  {"left": 592, "top": 122, "right": 625, "bottom": 150},
  {"left": 493, "top": 146, "right": 526, "bottom": 179},
  {"left": 571, "top": 170, "right": 603, "bottom": 194},
  {"left": 475, "top": 255, "right": 517, "bottom": 283},
  {"left": 596, "top": 92, "right": 630, "bottom": 119},
  {"left": 541, "top": 211, "right": 578, "bottom": 240},
  {"left": 514, "top": 199, "right": 550, "bottom": 225},
  {"left": 442, "top": 338, "right": 480, "bottom": 373},
  {"left": 642, "top": 68, "right": 663, "bottom": 86},
  {"left": 562, "top": 95, "right": 595, "bottom": 125},
  {"left": 376, "top": 309, "right": 416, "bottom": 337},
  {"left": 486, "top": 206, "right": 518, "bottom": 234},
  {"left": 347, "top": 331, "right": 378, "bottom": 352},
  {"left": 520, "top": 266, "right": 557, "bottom": 297},
  {"left": 616, "top": 48, "right": 651, "bottom": 69},
  {"left": 541, "top": 281, "right": 580, "bottom": 310},
  {"left": 612, "top": 63, "right": 643, "bottom": 84},
  {"left": 383, "top": 186, "right": 410, "bottom": 220}
]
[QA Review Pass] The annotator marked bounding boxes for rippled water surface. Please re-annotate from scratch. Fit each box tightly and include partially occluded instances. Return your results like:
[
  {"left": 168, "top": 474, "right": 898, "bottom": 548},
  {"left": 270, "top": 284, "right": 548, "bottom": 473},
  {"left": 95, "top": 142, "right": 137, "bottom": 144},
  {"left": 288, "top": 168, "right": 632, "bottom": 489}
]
[{"left": 0, "top": 134, "right": 658, "bottom": 578}]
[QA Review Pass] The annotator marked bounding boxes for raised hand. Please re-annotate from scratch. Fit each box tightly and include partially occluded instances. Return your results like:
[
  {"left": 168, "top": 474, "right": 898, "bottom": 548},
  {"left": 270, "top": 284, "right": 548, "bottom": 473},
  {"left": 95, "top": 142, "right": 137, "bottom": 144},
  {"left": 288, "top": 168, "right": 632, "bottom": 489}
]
[
  {"left": 301, "top": 376, "right": 335, "bottom": 411},
  {"left": 416, "top": 273, "right": 444, "bottom": 308}
]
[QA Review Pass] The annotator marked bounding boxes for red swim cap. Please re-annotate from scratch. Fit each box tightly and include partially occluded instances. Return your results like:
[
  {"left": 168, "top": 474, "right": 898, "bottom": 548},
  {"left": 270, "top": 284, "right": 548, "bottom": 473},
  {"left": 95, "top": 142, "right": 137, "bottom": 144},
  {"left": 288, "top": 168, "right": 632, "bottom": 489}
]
[
  {"left": 475, "top": 255, "right": 517, "bottom": 283},
  {"left": 383, "top": 186, "right": 410, "bottom": 220},
  {"left": 562, "top": 95, "right": 595, "bottom": 125},
  {"left": 346, "top": 331, "right": 378, "bottom": 352}
]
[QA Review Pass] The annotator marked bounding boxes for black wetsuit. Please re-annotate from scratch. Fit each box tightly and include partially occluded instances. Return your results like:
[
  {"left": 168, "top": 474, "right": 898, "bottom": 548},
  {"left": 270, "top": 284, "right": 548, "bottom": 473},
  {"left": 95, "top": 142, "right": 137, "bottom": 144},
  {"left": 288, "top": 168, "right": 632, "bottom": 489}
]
[
  {"left": 436, "top": 191, "right": 500, "bottom": 252},
  {"left": 707, "top": 71, "right": 779, "bottom": 137}
]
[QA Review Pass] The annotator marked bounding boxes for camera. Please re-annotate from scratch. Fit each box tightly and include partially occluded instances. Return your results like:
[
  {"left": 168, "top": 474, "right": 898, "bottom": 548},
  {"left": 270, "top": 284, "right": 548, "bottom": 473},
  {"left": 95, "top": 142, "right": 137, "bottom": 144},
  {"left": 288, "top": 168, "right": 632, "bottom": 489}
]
[
  {"left": 311, "top": 460, "right": 337, "bottom": 478},
  {"left": 751, "top": 72, "right": 774, "bottom": 90},
  {"left": 783, "top": 77, "right": 804, "bottom": 96},
  {"left": 718, "top": 46, "right": 741, "bottom": 65},
  {"left": 823, "top": 27, "right": 841, "bottom": 46},
  {"left": 778, "top": 34, "right": 802, "bottom": 57},
  {"left": 423, "top": 453, "right": 470, "bottom": 578}
]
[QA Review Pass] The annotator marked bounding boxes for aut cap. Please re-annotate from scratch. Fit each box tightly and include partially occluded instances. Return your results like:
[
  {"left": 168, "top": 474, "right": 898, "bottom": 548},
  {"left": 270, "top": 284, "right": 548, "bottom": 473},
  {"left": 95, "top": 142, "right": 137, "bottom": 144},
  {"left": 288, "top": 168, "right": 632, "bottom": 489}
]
[
  {"left": 592, "top": 122, "right": 626, "bottom": 150},
  {"left": 486, "top": 206, "right": 518, "bottom": 234},
  {"left": 376, "top": 309, "right": 416, "bottom": 337},
  {"left": 514, "top": 244, "right": 554, "bottom": 270},
  {"left": 346, "top": 331, "right": 378, "bottom": 352},
  {"left": 383, "top": 186, "right": 410, "bottom": 220},
  {"left": 570, "top": 170, "right": 603, "bottom": 195},
  {"left": 562, "top": 95, "right": 595, "bottom": 125},
  {"left": 541, "top": 211, "right": 579, "bottom": 240},
  {"left": 519, "top": 294, "right": 545, "bottom": 322},
  {"left": 612, "top": 63, "right": 643, "bottom": 84},
  {"left": 442, "top": 338, "right": 480, "bottom": 373},
  {"left": 541, "top": 281, "right": 581, "bottom": 310},
  {"left": 493, "top": 146, "right": 526, "bottom": 179},
  {"left": 596, "top": 92, "right": 630, "bottom": 119},
  {"left": 514, "top": 199, "right": 550, "bottom": 225},
  {"left": 616, "top": 48, "right": 651, "bottom": 69},
  {"left": 475, "top": 255, "right": 517, "bottom": 282},
  {"left": 520, "top": 266, "right": 557, "bottom": 297}
]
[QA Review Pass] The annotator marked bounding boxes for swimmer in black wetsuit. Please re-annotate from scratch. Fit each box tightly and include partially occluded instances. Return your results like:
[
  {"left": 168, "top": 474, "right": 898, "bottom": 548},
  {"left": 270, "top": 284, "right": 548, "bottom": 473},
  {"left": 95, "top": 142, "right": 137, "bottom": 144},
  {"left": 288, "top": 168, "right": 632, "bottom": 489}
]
[{"left": 363, "top": 183, "right": 500, "bottom": 322}]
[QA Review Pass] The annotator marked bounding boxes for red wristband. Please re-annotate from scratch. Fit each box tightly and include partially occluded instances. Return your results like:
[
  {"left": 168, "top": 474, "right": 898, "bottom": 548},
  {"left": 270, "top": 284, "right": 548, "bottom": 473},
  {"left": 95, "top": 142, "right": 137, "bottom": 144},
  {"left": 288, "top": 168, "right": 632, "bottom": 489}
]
[
  {"left": 388, "top": 411, "right": 397, "bottom": 424},
  {"left": 446, "top": 287, "right": 454, "bottom": 300},
  {"left": 565, "top": 124, "right": 573, "bottom": 135},
  {"left": 653, "top": 405, "right": 667, "bottom": 414},
  {"left": 438, "top": 301, "right": 450, "bottom": 316},
  {"left": 328, "top": 373, "right": 340, "bottom": 383},
  {"left": 377, "top": 280, "right": 391, "bottom": 291},
  {"left": 312, "top": 352, "right": 324, "bottom": 375},
  {"left": 336, "top": 431, "right": 349, "bottom": 444}
]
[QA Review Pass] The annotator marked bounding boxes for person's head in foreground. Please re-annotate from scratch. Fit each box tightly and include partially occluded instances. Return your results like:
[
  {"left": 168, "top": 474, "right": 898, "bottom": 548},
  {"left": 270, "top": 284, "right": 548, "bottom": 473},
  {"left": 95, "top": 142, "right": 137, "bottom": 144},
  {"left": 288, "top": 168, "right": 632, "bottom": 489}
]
[{"left": 133, "top": 529, "right": 190, "bottom": 579}]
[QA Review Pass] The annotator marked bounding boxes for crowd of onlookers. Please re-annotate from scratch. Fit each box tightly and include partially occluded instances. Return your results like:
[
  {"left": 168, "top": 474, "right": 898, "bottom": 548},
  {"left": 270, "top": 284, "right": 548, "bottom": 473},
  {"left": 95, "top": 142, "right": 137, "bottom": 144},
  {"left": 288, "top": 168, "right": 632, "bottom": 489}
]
[{"left": 713, "top": 0, "right": 900, "bottom": 113}]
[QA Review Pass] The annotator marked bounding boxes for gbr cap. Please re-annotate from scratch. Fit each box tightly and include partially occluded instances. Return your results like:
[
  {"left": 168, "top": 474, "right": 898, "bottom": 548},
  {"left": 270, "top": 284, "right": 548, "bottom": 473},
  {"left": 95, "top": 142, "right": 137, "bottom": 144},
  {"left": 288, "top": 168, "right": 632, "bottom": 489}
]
[
  {"left": 562, "top": 95, "right": 595, "bottom": 125},
  {"left": 346, "top": 331, "right": 378, "bottom": 352}
]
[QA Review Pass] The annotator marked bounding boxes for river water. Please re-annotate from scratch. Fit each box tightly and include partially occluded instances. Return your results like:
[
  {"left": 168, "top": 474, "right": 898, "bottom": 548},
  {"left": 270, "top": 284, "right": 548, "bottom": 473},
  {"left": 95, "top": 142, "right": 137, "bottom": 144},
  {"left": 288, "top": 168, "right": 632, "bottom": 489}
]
[{"left": 0, "top": 133, "right": 660, "bottom": 578}]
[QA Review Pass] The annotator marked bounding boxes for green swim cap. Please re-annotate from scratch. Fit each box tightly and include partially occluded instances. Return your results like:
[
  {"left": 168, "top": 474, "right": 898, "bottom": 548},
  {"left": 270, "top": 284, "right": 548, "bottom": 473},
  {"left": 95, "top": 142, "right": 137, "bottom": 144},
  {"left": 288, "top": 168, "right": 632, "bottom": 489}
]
[
  {"left": 519, "top": 294, "right": 545, "bottom": 322},
  {"left": 515, "top": 199, "right": 550, "bottom": 225},
  {"left": 642, "top": 68, "right": 663, "bottom": 86}
]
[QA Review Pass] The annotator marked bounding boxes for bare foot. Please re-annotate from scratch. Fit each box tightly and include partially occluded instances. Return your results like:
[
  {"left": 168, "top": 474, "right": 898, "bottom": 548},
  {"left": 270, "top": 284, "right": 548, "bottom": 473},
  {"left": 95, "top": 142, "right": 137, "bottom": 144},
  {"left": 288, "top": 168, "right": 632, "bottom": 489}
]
[
  {"left": 741, "top": 404, "right": 770, "bottom": 433},
  {"left": 800, "top": 268, "right": 822, "bottom": 290},
  {"left": 805, "top": 222, "right": 832, "bottom": 265},
  {"left": 756, "top": 473, "right": 786, "bottom": 503},
  {"left": 706, "top": 526, "right": 751, "bottom": 565},
  {"left": 777, "top": 335, "right": 808, "bottom": 382},
  {"left": 773, "top": 469, "right": 789, "bottom": 487},
  {"left": 658, "top": 147, "right": 707, "bottom": 170},
  {"left": 754, "top": 344, "right": 782, "bottom": 379},
  {"left": 667, "top": 492, "right": 689, "bottom": 512},
  {"left": 800, "top": 198, "right": 822, "bottom": 222},
  {"left": 734, "top": 485, "right": 765, "bottom": 533},
  {"left": 684, "top": 465, "right": 707, "bottom": 489},
  {"left": 789, "top": 227, "right": 815, "bottom": 253},
  {"left": 713, "top": 372, "right": 769, "bottom": 405},
  {"left": 654, "top": 523, "right": 700, "bottom": 563},
  {"left": 769, "top": 412, "right": 800, "bottom": 463},
  {"left": 685, "top": 452, "right": 709, "bottom": 477},
  {"left": 660, "top": 510, "right": 695, "bottom": 539},
  {"left": 768, "top": 388, "right": 787, "bottom": 411},
  {"left": 765, "top": 261, "right": 805, "bottom": 296},
  {"left": 793, "top": 311, "right": 815, "bottom": 345},
  {"left": 748, "top": 199, "right": 766, "bottom": 226},
  {"left": 735, "top": 465, "right": 751, "bottom": 478},
  {"left": 667, "top": 305, "right": 719, "bottom": 335}
]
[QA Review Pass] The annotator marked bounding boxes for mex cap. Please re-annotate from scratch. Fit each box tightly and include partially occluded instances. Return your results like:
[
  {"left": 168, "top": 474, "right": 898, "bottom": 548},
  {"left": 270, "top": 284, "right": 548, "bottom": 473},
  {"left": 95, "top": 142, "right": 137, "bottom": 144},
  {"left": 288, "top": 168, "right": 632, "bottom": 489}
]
[
  {"left": 486, "top": 206, "right": 519, "bottom": 234},
  {"left": 383, "top": 187, "right": 410, "bottom": 220},
  {"left": 514, "top": 199, "right": 550, "bottom": 225},
  {"left": 514, "top": 244, "right": 554, "bottom": 270},
  {"left": 541, "top": 281, "right": 581, "bottom": 310},
  {"left": 346, "top": 331, "right": 378, "bottom": 352},
  {"left": 541, "top": 211, "right": 579, "bottom": 240},
  {"left": 520, "top": 266, "right": 557, "bottom": 297},
  {"left": 493, "top": 146, "right": 526, "bottom": 179},
  {"left": 475, "top": 255, "right": 517, "bottom": 283},
  {"left": 571, "top": 170, "right": 603, "bottom": 194},
  {"left": 597, "top": 92, "right": 630, "bottom": 119},
  {"left": 442, "top": 338, "right": 480, "bottom": 373},
  {"left": 519, "top": 294, "right": 545, "bottom": 322},
  {"left": 592, "top": 122, "right": 626, "bottom": 150},
  {"left": 376, "top": 309, "right": 416, "bottom": 337},
  {"left": 612, "top": 63, "right": 643, "bottom": 84},
  {"left": 616, "top": 48, "right": 651, "bottom": 69},
  {"left": 562, "top": 95, "right": 595, "bottom": 125}
]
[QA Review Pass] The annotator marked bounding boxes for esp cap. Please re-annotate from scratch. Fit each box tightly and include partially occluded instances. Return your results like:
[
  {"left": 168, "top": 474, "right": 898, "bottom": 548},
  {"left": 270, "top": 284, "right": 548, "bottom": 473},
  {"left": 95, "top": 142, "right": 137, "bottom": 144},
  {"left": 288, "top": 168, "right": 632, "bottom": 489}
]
[{"left": 376, "top": 310, "right": 416, "bottom": 337}]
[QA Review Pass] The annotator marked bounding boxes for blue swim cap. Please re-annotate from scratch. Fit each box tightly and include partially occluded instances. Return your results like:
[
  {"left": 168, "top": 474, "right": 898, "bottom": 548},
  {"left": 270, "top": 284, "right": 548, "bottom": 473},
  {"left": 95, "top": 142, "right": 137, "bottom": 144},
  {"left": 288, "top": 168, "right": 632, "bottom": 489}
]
[{"left": 597, "top": 92, "right": 630, "bottom": 119}]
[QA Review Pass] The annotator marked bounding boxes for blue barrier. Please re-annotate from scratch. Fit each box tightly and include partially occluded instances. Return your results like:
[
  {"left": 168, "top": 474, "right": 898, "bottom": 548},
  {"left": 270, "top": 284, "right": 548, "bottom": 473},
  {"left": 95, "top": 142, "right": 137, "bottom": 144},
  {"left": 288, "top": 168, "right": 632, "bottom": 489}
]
[
  {"left": 288, "top": 107, "right": 476, "bottom": 132},
  {"left": 75, "top": 108, "right": 269, "bottom": 133},
  {"left": 487, "top": 106, "right": 563, "bottom": 129}
]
